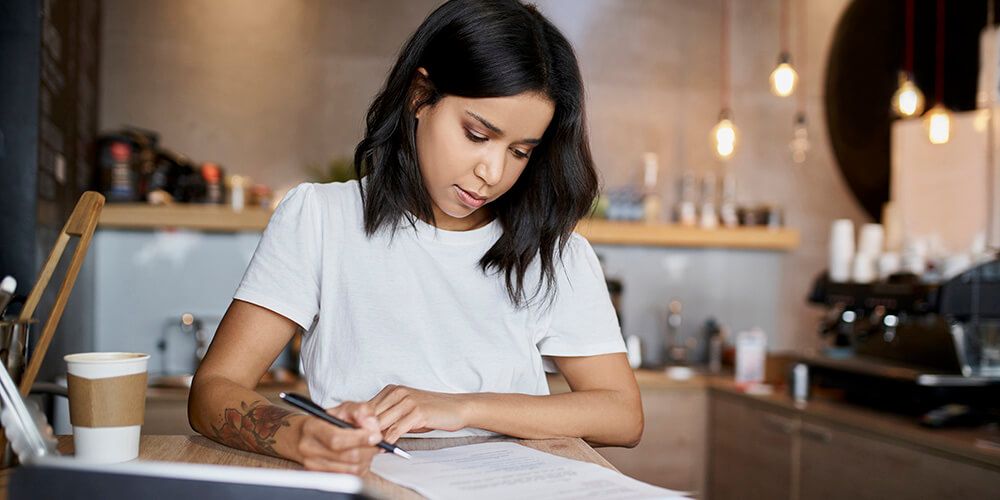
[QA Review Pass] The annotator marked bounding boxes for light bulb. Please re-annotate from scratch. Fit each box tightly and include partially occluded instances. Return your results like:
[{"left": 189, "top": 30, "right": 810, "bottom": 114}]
[
  {"left": 925, "top": 104, "right": 951, "bottom": 144},
  {"left": 769, "top": 54, "right": 798, "bottom": 97},
  {"left": 891, "top": 73, "right": 925, "bottom": 118},
  {"left": 789, "top": 113, "right": 810, "bottom": 163},
  {"left": 712, "top": 112, "right": 738, "bottom": 160}
]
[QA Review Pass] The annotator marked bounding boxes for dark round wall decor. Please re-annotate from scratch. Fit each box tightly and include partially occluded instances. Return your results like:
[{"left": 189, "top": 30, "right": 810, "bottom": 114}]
[{"left": 824, "top": 0, "right": 995, "bottom": 220}]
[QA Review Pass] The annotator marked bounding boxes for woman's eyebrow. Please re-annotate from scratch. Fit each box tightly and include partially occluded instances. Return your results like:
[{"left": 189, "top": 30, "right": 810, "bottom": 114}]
[{"left": 465, "top": 110, "right": 541, "bottom": 145}]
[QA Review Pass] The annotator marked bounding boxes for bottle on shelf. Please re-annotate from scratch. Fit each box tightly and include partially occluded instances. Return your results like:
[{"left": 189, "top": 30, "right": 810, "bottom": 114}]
[
  {"left": 699, "top": 171, "right": 719, "bottom": 229},
  {"left": 201, "top": 162, "right": 226, "bottom": 205},
  {"left": 720, "top": 170, "right": 739, "bottom": 228},
  {"left": 641, "top": 152, "right": 662, "bottom": 223},
  {"left": 663, "top": 300, "right": 686, "bottom": 365},
  {"left": 674, "top": 171, "right": 697, "bottom": 227}
]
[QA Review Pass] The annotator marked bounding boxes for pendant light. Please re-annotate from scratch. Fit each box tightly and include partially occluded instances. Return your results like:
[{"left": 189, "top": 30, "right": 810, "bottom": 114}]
[
  {"left": 789, "top": 0, "right": 810, "bottom": 163},
  {"left": 892, "top": 0, "right": 925, "bottom": 118},
  {"left": 769, "top": 0, "right": 798, "bottom": 97},
  {"left": 713, "top": 0, "right": 738, "bottom": 160},
  {"left": 790, "top": 113, "right": 810, "bottom": 163},
  {"left": 770, "top": 0, "right": 799, "bottom": 97},
  {"left": 713, "top": 110, "right": 737, "bottom": 160},
  {"left": 925, "top": 0, "right": 950, "bottom": 144}
]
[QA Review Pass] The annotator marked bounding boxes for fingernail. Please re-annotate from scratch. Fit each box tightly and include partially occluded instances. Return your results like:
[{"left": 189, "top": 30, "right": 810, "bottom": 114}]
[
  {"left": 368, "top": 434, "right": 380, "bottom": 445},
  {"left": 365, "top": 416, "right": 378, "bottom": 427}
]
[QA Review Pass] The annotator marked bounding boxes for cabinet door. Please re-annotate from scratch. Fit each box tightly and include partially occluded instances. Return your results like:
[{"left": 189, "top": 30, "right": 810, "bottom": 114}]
[
  {"left": 799, "top": 421, "right": 1000, "bottom": 500},
  {"left": 708, "top": 394, "right": 796, "bottom": 500},
  {"left": 598, "top": 388, "right": 707, "bottom": 494}
]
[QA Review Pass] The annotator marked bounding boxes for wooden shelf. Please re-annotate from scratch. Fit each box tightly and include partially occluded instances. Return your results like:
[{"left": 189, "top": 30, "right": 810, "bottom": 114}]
[
  {"left": 99, "top": 205, "right": 799, "bottom": 251},
  {"left": 98, "top": 203, "right": 271, "bottom": 232},
  {"left": 574, "top": 219, "right": 799, "bottom": 251}
]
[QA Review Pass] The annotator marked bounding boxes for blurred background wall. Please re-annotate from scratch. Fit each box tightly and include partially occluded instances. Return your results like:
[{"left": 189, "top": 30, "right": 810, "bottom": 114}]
[{"left": 98, "top": 0, "right": 870, "bottom": 352}]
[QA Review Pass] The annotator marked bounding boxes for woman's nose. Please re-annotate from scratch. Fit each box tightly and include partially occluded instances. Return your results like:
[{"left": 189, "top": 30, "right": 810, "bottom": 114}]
[{"left": 474, "top": 150, "right": 505, "bottom": 186}]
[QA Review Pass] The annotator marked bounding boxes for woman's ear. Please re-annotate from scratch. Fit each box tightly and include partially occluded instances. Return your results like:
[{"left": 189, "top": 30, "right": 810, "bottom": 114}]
[{"left": 410, "top": 67, "right": 433, "bottom": 118}]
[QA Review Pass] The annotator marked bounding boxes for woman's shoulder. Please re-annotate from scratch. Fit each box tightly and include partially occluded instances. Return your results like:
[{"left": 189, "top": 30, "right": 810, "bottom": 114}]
[
  {"left": 562, "top": 232, "right": 597, "bottom": 262},
  {"left": 555, "top": 231, "right": 607, "bottom": 283},
  {"left": 270, "top": 180, "right": 364, "bottom": 234},
  {"left": 304, "top": 179, "right": 362, "bottom": 206},
  {"left": 281, "top": 180, "right": 363, "bottom": 215}
]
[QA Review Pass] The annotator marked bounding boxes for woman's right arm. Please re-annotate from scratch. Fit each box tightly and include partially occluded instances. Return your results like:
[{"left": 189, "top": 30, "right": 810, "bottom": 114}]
[{"left": 188, "top": 299, "right": 384, "bottom": 474}]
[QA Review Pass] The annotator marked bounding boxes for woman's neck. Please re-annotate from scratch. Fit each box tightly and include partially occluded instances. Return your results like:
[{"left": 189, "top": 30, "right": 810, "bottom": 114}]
[{"left": 428, "top": 205, "right": 493, "bottom": 231}]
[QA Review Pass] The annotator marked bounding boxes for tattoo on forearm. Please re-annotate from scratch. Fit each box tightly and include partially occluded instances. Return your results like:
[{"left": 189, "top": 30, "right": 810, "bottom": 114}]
[{"left": 210, "top": 400, "right": 293, "bottom": 458}]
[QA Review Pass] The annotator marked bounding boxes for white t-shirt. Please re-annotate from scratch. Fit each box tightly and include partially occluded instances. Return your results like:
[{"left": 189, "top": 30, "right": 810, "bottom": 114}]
[{"left": 234, "top": 180, "right": 625, "bottom": 436}]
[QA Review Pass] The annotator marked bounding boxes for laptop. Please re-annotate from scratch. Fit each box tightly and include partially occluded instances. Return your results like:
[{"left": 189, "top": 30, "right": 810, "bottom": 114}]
[{"left": 0, "top": 364, "right": 369, "bottom": 499}]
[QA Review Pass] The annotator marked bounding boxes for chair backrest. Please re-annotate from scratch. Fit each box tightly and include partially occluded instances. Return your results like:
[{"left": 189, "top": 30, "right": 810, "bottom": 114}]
[{"left": 16, "top": 191, "right": 105, "bottom": 396}]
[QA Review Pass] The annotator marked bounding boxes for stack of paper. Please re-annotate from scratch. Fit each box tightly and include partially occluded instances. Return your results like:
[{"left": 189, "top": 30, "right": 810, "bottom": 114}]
[{"left": 372, "top": 442, "right": 689, "bottom": 499}]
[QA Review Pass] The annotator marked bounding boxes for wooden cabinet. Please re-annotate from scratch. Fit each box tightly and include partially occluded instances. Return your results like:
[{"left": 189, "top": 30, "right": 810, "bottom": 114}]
[
  {"left": 548, "top": 372, "right": 708, "bottom": 494},
  {"left": 597, "top": 385, "right": 707, "bottom": 494},
  {"left": 799, "top": 420, "right": 1000, "bottom": 500},
  {"left": 708, "top": 394, "right": 796, "bottom": 500},
  {"left": 707, "top": 390, "right": 1000, "bottom": 500}
]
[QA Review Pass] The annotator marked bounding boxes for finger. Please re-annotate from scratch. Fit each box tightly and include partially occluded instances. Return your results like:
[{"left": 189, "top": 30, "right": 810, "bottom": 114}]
[
  {"left": 375, "top": 398, "right": 413, "bottom": 432},
  {"left": 346, "top": 403, "right": 382, "bottom": 432},
  {"left": 368, "top": 384, "right": 397, "bottom": 407},
  {"left": 385, "top": 410, "right": 424, "bottom": 444},
  {"left": 328, "top": 402, "right": 380, "bottom": 435},
  {"left": 300, "top": 430, "right": 381, "bottom": 465},
  {"left": 328, "top": 401, "right": 372, "bottom": 423},
  {"left": 372, "top": 386, "right": 407, "bottom": 415},
  {"left": 307, "top": 420, "right": 382, "bottom": 451}
]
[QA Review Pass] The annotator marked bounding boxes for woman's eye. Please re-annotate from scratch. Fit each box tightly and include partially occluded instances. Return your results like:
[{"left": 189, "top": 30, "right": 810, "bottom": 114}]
[
  {"left": 465, "top": 130, "right": 488, "bottom": 143},
  {"left": 511, "top": 148, "right": 530, "bottom": 160}
]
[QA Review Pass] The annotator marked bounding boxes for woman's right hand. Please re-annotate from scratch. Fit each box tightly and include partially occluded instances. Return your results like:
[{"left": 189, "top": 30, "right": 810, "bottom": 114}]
[{"left": 295, "top": 401, "right": 384, "bottom": 475}]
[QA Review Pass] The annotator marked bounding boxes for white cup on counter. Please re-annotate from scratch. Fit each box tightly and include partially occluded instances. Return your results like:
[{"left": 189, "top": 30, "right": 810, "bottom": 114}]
[
  {"left": 65, "top": 352, "right": 150, "bottom": 463},
  {"left": 857, "top": 223, "right": 884, "bottom": 256},
  {"left": 877, "top": 252, "right": 901, "bottom": 280},
  {"left": 829, "top": 219, "right": 855, "bottom": 282},
  {"left": 851, "top": 254, "right": 877, "bottom": 283}
]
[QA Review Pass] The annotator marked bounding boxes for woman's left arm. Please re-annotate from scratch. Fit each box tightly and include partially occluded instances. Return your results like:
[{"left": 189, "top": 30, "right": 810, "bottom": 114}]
[{"left": 369, "top": 352, "right": 643, "bottom": 447}]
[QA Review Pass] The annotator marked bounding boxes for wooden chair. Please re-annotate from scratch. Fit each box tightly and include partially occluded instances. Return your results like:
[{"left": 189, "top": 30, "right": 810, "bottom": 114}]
[{"left": 16, "top": 191, "right": 105, "bottom": 396}]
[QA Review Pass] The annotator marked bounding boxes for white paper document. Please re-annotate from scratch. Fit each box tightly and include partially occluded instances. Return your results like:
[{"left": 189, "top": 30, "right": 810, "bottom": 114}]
[{"left": 371, "top": 442, "right": 689, "bottom": 499}]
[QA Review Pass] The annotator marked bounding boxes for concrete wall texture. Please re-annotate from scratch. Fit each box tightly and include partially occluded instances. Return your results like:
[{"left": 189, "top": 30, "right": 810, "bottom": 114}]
[{"left": 99, "top": 0, "right": 871, "bottom": 352}]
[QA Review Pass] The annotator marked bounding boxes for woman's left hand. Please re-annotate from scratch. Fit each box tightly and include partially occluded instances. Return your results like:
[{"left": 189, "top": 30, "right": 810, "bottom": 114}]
[{"left": 368, "top": 385, "right": 470, "bottom": 443}]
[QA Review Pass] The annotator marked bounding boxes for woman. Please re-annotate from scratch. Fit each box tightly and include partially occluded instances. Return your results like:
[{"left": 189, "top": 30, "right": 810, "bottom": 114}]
[{"left": 189, "top": 0, "right": 642, "bottom": 475}]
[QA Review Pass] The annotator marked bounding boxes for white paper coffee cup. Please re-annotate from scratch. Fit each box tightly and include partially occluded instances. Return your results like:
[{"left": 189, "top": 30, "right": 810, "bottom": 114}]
[
  {"left": 851, "top": 255, "right": 877, "bottom": 283},
  {"left": 65, "top": 352, "right": 149, "bottom": 463},
  {"left": 878, "top": 252, "right": 901, "bottom": 280},
  {"left": 829, "top": 219, "right": 855, "bottom": 281},
  {"left": 829, "top": 257, "right": 852, "bottom": 283},
  {"left": 857, "top": 223, "right": 885, "bottom": 257}
]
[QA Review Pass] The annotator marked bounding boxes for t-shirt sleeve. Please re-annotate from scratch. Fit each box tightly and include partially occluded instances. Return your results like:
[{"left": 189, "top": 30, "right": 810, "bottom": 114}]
[
  {"left": 537, "top": 234, "right": 626, "bottom": 360},
  {"left": 233, "top": 183, "right": 322, "bottom": 330}
]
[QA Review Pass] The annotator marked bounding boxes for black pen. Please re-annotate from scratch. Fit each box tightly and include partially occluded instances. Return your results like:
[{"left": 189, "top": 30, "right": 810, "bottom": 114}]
[{"left": 279, "top": 392, "right": 412, "bottom": 459}]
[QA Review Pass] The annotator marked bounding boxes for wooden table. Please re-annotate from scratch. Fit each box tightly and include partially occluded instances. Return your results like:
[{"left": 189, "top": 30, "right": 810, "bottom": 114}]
[{"left": 3, "top": 435, "right": 616, "bottom": 500}]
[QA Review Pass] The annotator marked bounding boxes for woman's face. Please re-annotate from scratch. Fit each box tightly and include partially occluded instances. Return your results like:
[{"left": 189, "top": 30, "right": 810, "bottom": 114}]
[{"left": 414, "top": 90, "right": 555, "bottom": 231}]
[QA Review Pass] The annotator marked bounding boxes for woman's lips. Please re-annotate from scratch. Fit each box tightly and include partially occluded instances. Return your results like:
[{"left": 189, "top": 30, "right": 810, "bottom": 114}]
[{"left": 454, "top": 185, "right": 487, "bottom": 209}]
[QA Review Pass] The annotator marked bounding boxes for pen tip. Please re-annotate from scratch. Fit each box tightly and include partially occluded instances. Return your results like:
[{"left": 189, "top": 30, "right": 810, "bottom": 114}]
[{"left": 395, "top": 448, "right": 412, "bottom": 460}]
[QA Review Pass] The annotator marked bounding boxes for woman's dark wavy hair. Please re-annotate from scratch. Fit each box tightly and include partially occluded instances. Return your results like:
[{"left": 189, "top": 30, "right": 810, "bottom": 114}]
[{"left": 353, "top": 0, "right": 598, "bottom": 308}]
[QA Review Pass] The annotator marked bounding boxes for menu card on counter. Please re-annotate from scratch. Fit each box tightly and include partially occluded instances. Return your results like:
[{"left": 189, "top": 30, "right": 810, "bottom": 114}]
[{"left": 371, "top": 442, "right": 689, "bottom": 499}]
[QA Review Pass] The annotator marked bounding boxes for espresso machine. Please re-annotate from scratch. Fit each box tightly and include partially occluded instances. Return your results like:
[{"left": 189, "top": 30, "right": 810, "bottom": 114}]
[{"left": 803, "top": 258, "right": 1000, "bottom": 424}]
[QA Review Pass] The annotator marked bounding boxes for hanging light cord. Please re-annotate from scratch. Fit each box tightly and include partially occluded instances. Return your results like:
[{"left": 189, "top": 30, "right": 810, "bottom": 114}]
[
  {"left": 935, "top": 0, "right": 945, "bottom": 105},
  {"left": 904, "top": 0, "right": 914, "bottom": 75},
  {"left": 780, "top": 0, "right": 790, "bottom": 56},
  {"left": 795, "top": 0, "right": 807, "bottom": 115},
  {"left": 721, "top": 0, "right": 731, "bottom": 111}
]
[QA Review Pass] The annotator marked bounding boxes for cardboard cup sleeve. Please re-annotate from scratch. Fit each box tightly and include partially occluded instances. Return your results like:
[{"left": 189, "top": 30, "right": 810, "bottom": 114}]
[{"left": 67, "top": 372, "right": 147, "bottom": 427}]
